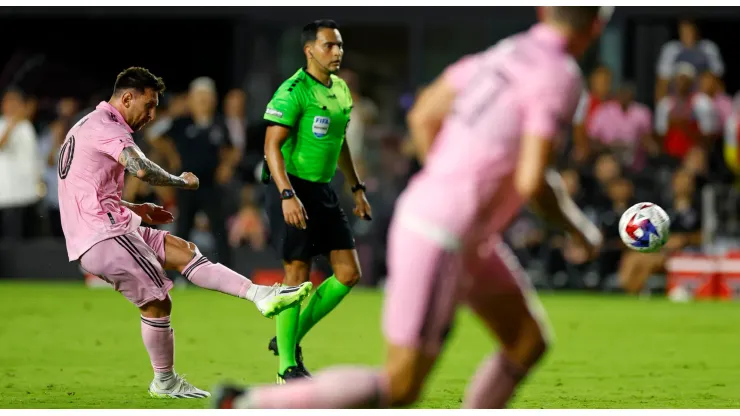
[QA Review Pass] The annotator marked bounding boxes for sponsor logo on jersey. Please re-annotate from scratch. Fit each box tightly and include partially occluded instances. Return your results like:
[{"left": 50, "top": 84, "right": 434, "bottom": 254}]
[
  {"left": 312, "top": 116, "right": 330, "bottom": 138},
  {"left": 266, "top": 108, "right": 283, "bottom": 118}
]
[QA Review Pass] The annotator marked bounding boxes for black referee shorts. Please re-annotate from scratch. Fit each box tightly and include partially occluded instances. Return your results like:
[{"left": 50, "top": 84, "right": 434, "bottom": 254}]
[{"left": 267, "top": 174, "right": 355, "bottom": 262}]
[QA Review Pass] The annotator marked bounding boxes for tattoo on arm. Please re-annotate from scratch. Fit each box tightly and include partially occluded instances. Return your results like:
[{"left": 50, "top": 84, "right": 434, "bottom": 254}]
[{"left": 119, "top": 146, "right": 187, "bottom": 187}]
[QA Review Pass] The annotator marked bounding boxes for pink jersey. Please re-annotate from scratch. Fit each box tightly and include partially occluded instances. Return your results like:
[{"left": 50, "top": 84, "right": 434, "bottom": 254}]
[
  {"left": 58, "top": 102, "right": 141, "bottom": 261},
  {"left": 587, "top": 101, "right": 652, "bottom": 146},
  {"left": 396, "top": 24, "right": 583, "bottom": 246}
]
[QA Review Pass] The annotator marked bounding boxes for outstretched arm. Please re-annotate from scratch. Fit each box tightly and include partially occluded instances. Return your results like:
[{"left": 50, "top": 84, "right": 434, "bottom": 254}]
[{"left": 118, "top": 145, "right": 192, "bottom": 188}]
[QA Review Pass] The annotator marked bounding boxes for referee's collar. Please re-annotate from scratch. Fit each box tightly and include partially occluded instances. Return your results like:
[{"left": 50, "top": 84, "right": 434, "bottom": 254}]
[{"left": 302, "top": 67, "right": 332, "bottom": 88}]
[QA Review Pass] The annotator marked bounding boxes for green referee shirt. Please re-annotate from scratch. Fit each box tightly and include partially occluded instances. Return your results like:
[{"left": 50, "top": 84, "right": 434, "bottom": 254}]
[{"left": 264, "top": 68, "right": 353, "bottom": 183}]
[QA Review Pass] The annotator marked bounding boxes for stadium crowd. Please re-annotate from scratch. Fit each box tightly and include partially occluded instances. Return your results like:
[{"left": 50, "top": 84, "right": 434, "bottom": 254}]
[{"left": 0, "top": 19, "right": 737, "bottom": 293}]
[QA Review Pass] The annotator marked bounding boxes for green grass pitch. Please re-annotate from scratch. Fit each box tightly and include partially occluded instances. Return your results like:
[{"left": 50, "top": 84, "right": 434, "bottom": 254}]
[{"left": 1, "top": 281, "right": 740, "bottom": 409}]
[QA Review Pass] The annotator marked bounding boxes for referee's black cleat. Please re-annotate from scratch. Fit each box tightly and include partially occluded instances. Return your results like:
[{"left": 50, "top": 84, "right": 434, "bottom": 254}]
[
  {"left": 276, "top": 366, "right": 311, "bottom": 384},
  {"left": 268, "top": 336, "right": 312, "bottom": 377},
  {"left": 211, "top": 384, "right": 248, "bottom": 409}
]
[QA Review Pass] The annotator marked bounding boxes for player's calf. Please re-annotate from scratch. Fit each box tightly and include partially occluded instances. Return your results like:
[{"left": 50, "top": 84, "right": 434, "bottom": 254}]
[
  {"left": 464, "top": 290, "right": 549, "bottom": 408},
  {"left": 137, "top": 295, "right": 210, "bottom": 399},
  {"left": 334, "top": 265, "right": 361, "bottom": 287},
  {"left": 283, "top": 260, "right": 311, "bottom": 285},
  {"left": 384, "top": 344, "right": 437, "bottom": 407}
]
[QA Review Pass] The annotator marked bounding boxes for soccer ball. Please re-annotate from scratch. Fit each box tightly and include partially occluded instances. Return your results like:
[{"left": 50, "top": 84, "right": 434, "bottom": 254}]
[{"left": 618, "top": 202, "right": 670, "bottom": 253}]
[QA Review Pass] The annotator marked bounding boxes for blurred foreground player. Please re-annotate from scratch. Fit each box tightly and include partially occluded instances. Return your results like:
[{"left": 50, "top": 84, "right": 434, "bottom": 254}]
[
  {"left": 57, "top": 67, "right": 312, "bottom": 399},
  {"left": 215, "top": 6, "right": 608, "bottom": 408}
]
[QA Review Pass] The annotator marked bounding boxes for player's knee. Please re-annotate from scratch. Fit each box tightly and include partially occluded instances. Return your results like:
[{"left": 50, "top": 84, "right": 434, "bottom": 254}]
[
  {"left": 164, "top": 234, "right": 201, "bottom": 273},
  {"left": 336, "top": 268, "right": 361, "bottom": 287},
  {"left": 502, "top": 316, "right": 548, "bottom": 369},
  {"left": 185, "top": 241, "right": 199, "bottom": 258},
  {"left": 284, "top": 261, "right": 311, "bottom": 285},
  {"left": 173, "top": 241, "right": 200, "bottom": 273},
  {"left": 140, "top": 296, "right": 173, "bottom": 318}
]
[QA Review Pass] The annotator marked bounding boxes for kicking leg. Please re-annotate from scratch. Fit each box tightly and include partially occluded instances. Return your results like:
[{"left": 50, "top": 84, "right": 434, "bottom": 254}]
[
  {"left": 161, "top": 232, "right": 312, "bottom": 317},
  {"left": 460, "top": 237, "right": 550, "bottom": 408}
]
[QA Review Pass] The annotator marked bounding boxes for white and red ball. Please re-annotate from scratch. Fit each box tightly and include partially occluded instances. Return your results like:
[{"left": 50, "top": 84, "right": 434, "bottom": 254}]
[{"left": 618, "top": 202, "right": 671, "bottom": 253}]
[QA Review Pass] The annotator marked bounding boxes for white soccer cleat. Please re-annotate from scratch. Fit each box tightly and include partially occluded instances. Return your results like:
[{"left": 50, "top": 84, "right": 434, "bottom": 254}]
[
  {"left": 255, "top": 282, "right": 313, "bottom": 318},
  {"left": 148, "top": 373, "right": 211, "bottom": 399}
]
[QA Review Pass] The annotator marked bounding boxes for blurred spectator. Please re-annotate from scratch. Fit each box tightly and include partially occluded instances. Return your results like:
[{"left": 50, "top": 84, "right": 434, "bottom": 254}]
[
  {"left": 572, "top": 65, "right": 612, "bottom": 163},
  {"left": 38, "top": 119, "right": 70, "bottom": 237},
  {"left": 224, "top": 88, "right": 248, "bottom": 154},
  {"left": 37, "top": 97, "right": 80, "bottom": 237},
  {"left": 140, "top": 92, "right": 189, "bottom": 211},
  {"left": 229, "top": 184, "right": 266, "bottom": 251},
  {"left": 655, "top": 63, "right": 719, "bottom": 161},
  {"left": 699, "top": 71, "right": 732, "bottom": 126},
  {"left": 619, "top": 169, "right": 702, "bottom": 294},
  {"left": 0, "top": 88, "right": 40, "bottom": 240},
  {"left": 587, "top": 152, "right": 623, "bottom": 210},
  {"left": 25, "top": 96, "right": 38, "bottom": 129},
  {"left": 588, "top": 82, "right": 656, "bottom": 171},
  {"left": 506, "top": 208, "right": 545, "bottom": 270},
  {"left": 157, "top": 77, "right": 238, "bottom": 265},
  {"left": 655, "top": 19, "right": 724, "bottom": 103},
  {"left": 146, "top": 92, "right": 189, "bottom": 145},
  {"left": 722, "top": 107, "right": 740, "bottom": 183},
  {"left": 338, "top": 68, "right": 378, "bottom": 180},
  {"left": 595, "top": 177, "right": 635, "bottom": 282},
  {"left": 681, "top": 146, "right": 709, "bottom": 188}
]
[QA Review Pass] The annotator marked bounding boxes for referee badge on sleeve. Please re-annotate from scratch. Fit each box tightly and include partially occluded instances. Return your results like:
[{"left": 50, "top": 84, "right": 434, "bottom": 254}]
[{"left": 312, "top": 116, "right": 330, "bottom": 138}]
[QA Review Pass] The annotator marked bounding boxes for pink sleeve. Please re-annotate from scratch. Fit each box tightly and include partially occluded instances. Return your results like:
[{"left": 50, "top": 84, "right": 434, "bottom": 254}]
[
  {"left": 521, "top": 74, "right": 581, "bottom": 139},
  {"left": 442, "top": 54, "right": 478, "bottom": 93},
  {"left": 97, "top": 132, "right": 135, "bottom": 162}
]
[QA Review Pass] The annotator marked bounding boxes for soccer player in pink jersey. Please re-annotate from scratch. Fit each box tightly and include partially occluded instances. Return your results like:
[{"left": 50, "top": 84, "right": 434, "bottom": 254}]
[
  {"left": 57, "top": 67, "right": 313, "bottom": 399},
  {"left": 214, "top": 6, "right": 608, "bottom": 409}
]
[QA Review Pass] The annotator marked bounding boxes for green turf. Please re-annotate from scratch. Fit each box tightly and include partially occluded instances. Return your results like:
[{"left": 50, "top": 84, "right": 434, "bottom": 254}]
[{"left": 1, "top": 281, "right": 739, "bottom": 409}]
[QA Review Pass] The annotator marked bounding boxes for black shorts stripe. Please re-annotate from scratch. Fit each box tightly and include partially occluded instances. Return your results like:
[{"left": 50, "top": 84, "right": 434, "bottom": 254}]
[
  {"left": 113, "top": 236, "right": 163, "bottom": 288},
  {"left": 121, "top": 235, "right": 166, "bottom": 288},
  {"left": 182, "top": 256, "right": 210, "bottom": 279},
  {"left": 141, "top": 317, "right": 170, "bottom": 328}
]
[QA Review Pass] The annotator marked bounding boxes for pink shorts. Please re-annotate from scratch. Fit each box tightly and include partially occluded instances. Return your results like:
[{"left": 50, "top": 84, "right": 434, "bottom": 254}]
[
  {"left": 80, "top": 226, "right": 172, "bottom": 307},
  {"left": 382, "top": 215, "right": 536, "bottom": 356}
]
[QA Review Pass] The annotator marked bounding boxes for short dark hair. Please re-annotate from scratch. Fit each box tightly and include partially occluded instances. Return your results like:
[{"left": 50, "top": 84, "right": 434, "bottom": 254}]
[
  {"left": 113, "top": 67, "right": 166, "bottom": 97},
  {"left": 301, "top": 19, "right": 339, "bottom": 46},
  {"left": 551, "top": 6, "right": 601, "bottom": 32}
]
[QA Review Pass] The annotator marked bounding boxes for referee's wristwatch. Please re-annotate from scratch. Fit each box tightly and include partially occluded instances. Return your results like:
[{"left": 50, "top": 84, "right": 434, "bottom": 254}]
[
  {"left": 351, "top": 182, "right": 367, "bottom": 194},
  {"left": 280, "top": 189, "right": 295, "bottom": 200}
]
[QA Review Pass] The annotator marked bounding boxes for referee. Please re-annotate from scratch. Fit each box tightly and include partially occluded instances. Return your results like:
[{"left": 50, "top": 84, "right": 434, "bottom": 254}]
[{"left": 262, "top": 19, "right": 371, "bottom": 383}]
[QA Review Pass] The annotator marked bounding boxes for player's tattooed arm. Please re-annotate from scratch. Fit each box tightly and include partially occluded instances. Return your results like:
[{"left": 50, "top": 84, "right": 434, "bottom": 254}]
[{"left": 118, "top": 145, "right": 189, "bottom": 188}]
